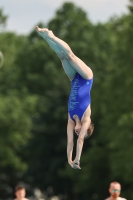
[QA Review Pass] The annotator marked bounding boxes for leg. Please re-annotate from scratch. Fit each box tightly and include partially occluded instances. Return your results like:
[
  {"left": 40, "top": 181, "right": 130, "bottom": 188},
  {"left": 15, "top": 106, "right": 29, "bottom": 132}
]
[
  {"left": 36, "top": 27, "right": 76, "bottom": 80},
  {"left": 50, "top": 35, "right": 93, "bottom": 80},
  {"left": 61, "top": 59, "right": 76, "bottom": 80},
  {"left": 36, "top": 26, "right": 93, "bottom": 80},
  {"left": 46, "top": 38, "right": 76, "bottom": 79},
  {"left": 46, "top": 39, "right": 76, "bottom": 80}
]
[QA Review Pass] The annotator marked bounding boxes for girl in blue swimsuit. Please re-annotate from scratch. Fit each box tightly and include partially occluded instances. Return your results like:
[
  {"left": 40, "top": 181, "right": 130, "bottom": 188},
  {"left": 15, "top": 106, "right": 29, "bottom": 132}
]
[{"left": 36, "top": 26, "right": 94, "bottom": 169}]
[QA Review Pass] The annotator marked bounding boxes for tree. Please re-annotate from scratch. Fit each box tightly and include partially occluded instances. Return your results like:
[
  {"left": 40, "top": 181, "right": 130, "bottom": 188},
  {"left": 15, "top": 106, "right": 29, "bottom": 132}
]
[
  {"left": 0, "top": 1, "right": 133, "bottom": 200},
  {"left": 0, "top": 31, "right": 37, "bottom": 199},
  {"left": 23, "top": 3, "right": 113, "bottom": 200},
  {"left": 0, "top": 8, "right": 8, "bottom": 29}
]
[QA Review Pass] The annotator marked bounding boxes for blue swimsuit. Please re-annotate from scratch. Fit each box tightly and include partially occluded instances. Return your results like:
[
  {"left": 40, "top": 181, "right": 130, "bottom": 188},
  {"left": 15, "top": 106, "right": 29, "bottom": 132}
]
[{"left": 68, "top": 73, "right": 93, "bottom": 121}]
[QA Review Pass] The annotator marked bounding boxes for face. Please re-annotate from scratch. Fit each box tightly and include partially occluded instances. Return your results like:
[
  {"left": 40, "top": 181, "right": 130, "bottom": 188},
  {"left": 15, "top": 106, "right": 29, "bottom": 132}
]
[
  {"left": 15, "top": 189, "right": 26, "bottom": 199},
  {"left": 74, "top": 128, "right": 81, "bottom": 135},
  {"left": 74, "top": 127, "right": 90, "bottom": 137},
  {"left": 109, "top": 183, "right": 121, "bottom": 198}
]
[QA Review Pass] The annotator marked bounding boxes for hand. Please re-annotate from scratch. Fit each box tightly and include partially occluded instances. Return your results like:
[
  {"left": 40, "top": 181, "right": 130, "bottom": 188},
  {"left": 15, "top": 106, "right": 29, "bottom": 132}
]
[
  {"left": 68, "top": 160, "right": 73, "bottom": 168},
  {"left": 72, "top": 160, "right": 81, "bottom": 169}
]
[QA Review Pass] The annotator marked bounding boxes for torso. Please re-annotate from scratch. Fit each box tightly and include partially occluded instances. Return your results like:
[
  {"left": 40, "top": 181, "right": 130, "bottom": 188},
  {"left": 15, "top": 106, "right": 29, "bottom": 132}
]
[{"left": 68, "top": 73, "right": 93, "bottom": 122}]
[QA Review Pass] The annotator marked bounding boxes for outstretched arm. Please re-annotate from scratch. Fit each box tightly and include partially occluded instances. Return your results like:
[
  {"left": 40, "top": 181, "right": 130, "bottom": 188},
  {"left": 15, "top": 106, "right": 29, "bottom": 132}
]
[
  {"left": 74, "top": 119, "right": 91, "bottom": 165},
  {"left": 67, "top": 119, "right": 75, "bottom": 167}
]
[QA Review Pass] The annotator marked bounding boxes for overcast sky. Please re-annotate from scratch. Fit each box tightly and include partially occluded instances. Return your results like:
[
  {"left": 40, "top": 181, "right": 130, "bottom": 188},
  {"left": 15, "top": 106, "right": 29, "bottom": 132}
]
[{"left": 0, "top": 0, "right": 130, "bottom": 35}]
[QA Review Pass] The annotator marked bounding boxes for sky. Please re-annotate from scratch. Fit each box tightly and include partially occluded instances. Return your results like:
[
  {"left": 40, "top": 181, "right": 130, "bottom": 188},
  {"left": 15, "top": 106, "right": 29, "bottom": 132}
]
[{"left": 0, "top": 0, "right": 130, "bottom": 35}]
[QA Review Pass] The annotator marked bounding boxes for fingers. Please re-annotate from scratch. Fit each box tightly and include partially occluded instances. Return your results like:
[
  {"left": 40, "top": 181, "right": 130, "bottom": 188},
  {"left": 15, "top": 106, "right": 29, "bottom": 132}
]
[
  {"left": 68, "top": 161, "right": 73, "bottom": 168},
  {"left": 72, "top": 162, "right": 81, "bottom": 169},
  {"left": 69, "top": 161, "right": 81, "bottom": 169},
  {"left": 71, "top": 160, "right": 81, "bottom": 169}
]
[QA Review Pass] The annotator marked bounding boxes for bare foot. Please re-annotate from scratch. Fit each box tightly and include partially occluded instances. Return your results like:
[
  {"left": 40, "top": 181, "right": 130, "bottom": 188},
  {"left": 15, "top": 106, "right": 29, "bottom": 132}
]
[{"left": 35, "top": 26, "right": 54, "bottom": 39}]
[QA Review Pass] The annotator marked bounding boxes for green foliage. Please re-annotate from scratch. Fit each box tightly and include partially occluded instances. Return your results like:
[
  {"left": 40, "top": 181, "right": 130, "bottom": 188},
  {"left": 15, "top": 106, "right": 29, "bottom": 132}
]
[
  {"left": 0, "top": 30, "right": 37, "bottom": 200},
  {"left": 0, "top": 1, "right": 133, "bottom": 200},
  {"left": 0, "top": 8, "right": 8, "bottom": 28}
]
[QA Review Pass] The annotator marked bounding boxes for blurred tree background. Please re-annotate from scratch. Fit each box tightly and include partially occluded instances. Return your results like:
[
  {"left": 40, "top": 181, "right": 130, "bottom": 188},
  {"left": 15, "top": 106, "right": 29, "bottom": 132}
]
[{"left": 0, "top": 1, "right": 133, "bottom": 200}]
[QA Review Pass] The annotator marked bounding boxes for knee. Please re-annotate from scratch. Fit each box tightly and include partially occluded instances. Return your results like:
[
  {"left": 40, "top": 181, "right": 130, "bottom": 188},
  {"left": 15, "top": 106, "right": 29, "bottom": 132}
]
[{"left": 65, "top": 52, "right": 75, "bottom": 61}]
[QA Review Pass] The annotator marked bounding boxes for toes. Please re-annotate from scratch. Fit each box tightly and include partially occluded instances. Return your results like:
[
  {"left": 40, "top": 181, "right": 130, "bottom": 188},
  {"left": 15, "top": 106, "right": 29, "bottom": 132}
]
[
  {"left": 35, "top": 26, "right": 49, "bottom": 34},
  {"left": 35, "top": 26, "right": 39, "bottom": 30},
  {"left": 36, "top": 26, "right": 41, "bottom": 32}
]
